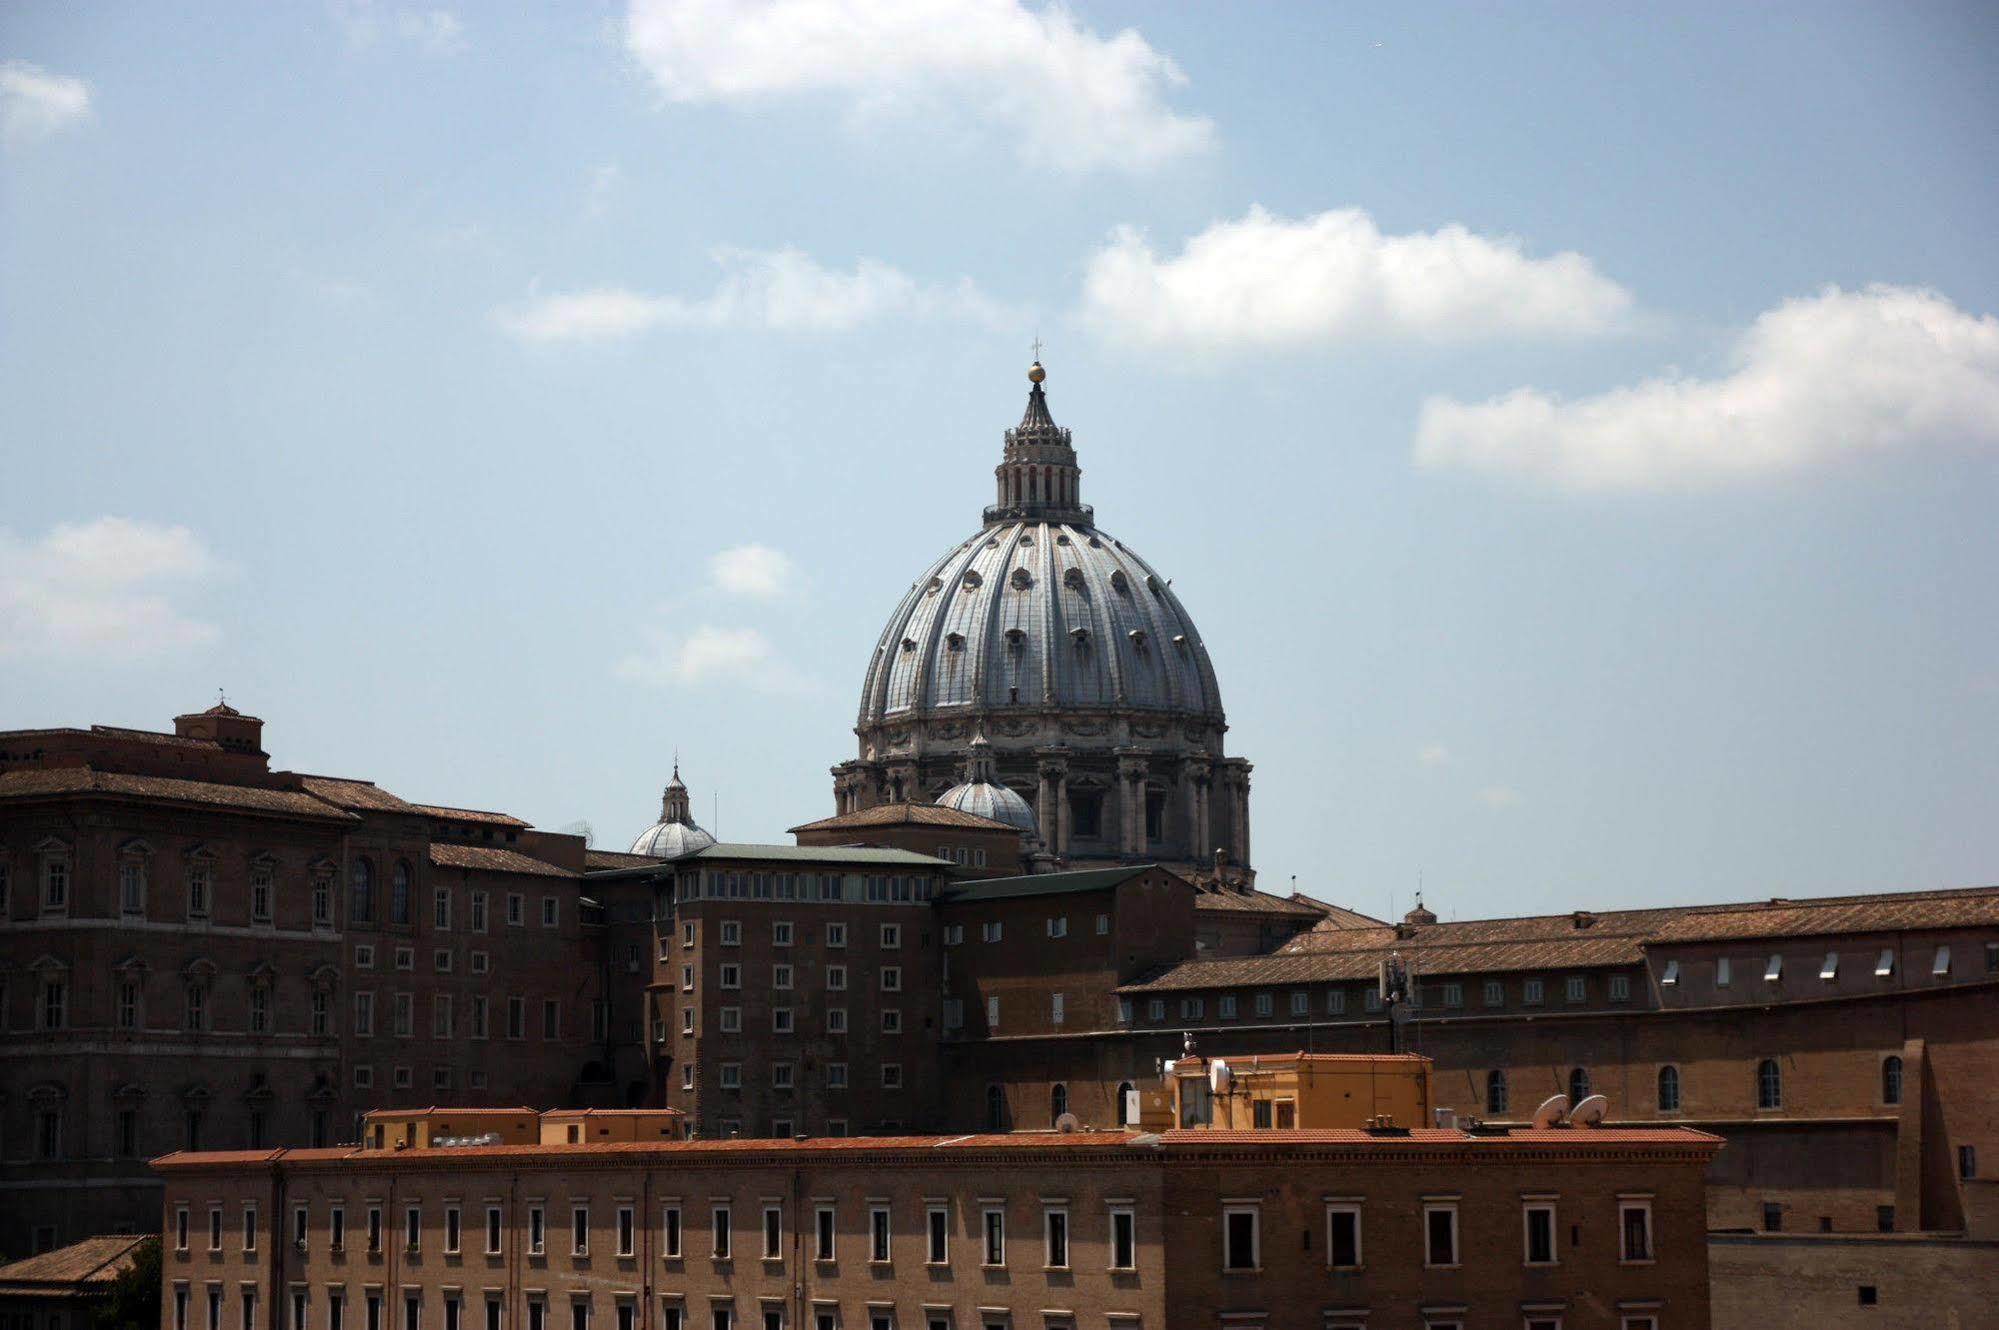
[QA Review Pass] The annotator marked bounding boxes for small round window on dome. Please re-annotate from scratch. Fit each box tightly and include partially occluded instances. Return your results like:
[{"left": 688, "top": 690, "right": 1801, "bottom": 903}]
[
  {"left": 945, "top": 632, "right": 965, "bottom": 651},
  {"left": 1062, "top": 567, "right": 1086, "bottom": 591},
  {"left": 926, "top": 577, "right": 943, "bottom": 594},
  {"left": 1055, "top": 533, "right": 1071, "bottom": 545},
  {"left": 962, "top": 570, "right": 984, "bottom": 589},
  {"left": 900, "top": 638, "right": 918, "bottom": 653},
  {"left": 1009, "top": 567, "right": 1033, "bottom": 590},
  {"left": 1110, "top": 570, "right": 1130, "bottom": 595},
  {"left": 1070, "top": 627, "right": 1091, "bottom": 646},
  {"left": 1004, "top": 628, "right": 1026, "bottom": 650},
  {"left": 1127, "top": 628, "right": 1147, "bottom": 647}
]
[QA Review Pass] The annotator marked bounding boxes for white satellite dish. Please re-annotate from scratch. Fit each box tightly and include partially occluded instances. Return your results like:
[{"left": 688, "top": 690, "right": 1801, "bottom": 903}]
[
  {"left": 1570, "top": 1094, "right": 1609, "bottom": 1127},
  {"left": 1531, "top": 1094, "right": 1570, "bottom": 1129},
  {"left": 1162, "top": 1059, "right": 1178, "bottom": 1078},
  {"left": 1209, "top": 1059, "right": 1233, "bottom": 1094},
  {"left": 1054, "top": 1112, "right": 1081, "bottom": 1133}
]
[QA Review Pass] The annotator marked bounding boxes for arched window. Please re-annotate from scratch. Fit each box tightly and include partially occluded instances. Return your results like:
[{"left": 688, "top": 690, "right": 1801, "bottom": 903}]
[
  {"left": 391, "top": 861, "right": 413, "bottom": 925},
  {"left": 1115, "top": 1081, "right": 1135, "bottom": 1126},
  {"left": 1569, "top": 1067, "right": 1591, "bottom": 1103},
  {"left": 350, "top": 859, "right": 374, "bottom": 923},
  {"left": 1051, "top": 1083, "right": 1068, "bottom": 1125},
  {"left": 1485, "top": 1069, "right": 1508, "bottom": 1115},
  {"left": 1757, "top": 1058, "right": 1782, "bottom": 1109},
  {"left": 985, "top": 1085, "right": 1005, "bottom": 1133},
  {"left": 1657, "top": 1065, "right": 1681, "bottom": 1113},
  {"left": 1882, "top": 1055, "right": 1903, "bottom": 1106}
]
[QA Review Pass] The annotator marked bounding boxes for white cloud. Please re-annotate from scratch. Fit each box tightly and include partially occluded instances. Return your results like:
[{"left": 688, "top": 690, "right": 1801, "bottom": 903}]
[
  {"left": 711, "top": 544, "right": 793, "bottom": 598},
  {"left": 495, "top": 247, "right": 1005, "bottom": 342},
  {"left": 1, "top": 61, "right": 91, "bottom": 147},
  {"left": 623, "top": 0, "right": 1213, "bottom": 174},
  {"left": 1080, "top": 206, "right": 1632, "bottom": 352},
  {"left": 614, "top": 623, "right": 805, "bottom": 692},
  {"left": 1417, "top": 744, "right": 1451, "bottom": 768},
  {"left": 1415, "top": 284, "right": 1999, "bottom": 491},
  {"left": 1475, "top": 786, "right": 1523, "bottom": 808},
  {"left": 0, "top": 518, "right": 224, "bottom": 661},
  {"left": 332, "top": 3, "right": 465, "bottom": 54}
]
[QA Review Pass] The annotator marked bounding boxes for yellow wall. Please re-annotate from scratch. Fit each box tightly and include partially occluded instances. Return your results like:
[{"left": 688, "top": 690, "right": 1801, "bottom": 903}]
[
  {"left": 1170, "top": 1055, "right": 1433, "bottom": 1131},
  {"left": 538, "top": 1112, "right": 684, "bottom": 1144},
  {"left": 363, "top": 1112, "right": 539, "bottom": 1150}
]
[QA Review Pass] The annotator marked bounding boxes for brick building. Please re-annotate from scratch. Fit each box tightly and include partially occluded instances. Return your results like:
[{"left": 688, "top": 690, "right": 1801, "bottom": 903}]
[
  {"left": 153, "top": 1117, "right": 1720, "bottom": 1330},
  {"left": 0, "top": 707, "right": 609, "bottom": 1257}
]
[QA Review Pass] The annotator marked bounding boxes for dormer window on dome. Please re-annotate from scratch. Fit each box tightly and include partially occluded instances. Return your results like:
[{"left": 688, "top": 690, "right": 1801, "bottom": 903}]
[
  {"left": 1110, "top": 570, "right": 1130, "bottom": 595},
  {"left": 1009, "top": 567, "right": 1034, "bottom": 590},
  {"left": 1070, "top": 627, "right": 1091, "bottom": 646},
  {"left": 945, "top": 632, "right": 965, "bottom": 651},
  {"left": 1063, "top": 567, "right": 1087, "bottom": 592}
]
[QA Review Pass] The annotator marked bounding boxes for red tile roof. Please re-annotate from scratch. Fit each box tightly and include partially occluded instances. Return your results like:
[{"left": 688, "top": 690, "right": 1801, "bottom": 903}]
[
  {"left": 0, "top": 768, "right": 355, "bottom": 821},
  {"left": 362, "top": 1106, "right": 537, "bottom": 1119},
  {"left": 295, "top": 775, "right": 421, "bottom": 814},
  {"left": 412, "top": 803, "right": 531, "bottom": 828},
  {"left": 427, "top": 844, "right": 574, "bottom": 878},
  {"left": 1192, "top": 889, "right": 1326, "bottom": 918},
  {"left": 584, "top": 849, "right": 665, "bottom": 870},
  {"left": 0, "top": 1234, "right": 151, "bottom": 1290},
  {"left": 788, "top": 802, "right": 1018, "bottom": 833}
]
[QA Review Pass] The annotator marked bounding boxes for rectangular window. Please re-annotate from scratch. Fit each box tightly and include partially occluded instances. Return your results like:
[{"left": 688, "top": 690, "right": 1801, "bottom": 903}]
[
  {"left": 1222, "top": 1206, "right": 1258, "bottom": 1271},
  {"left": 1660, "top": 960, "right": 1679, "bottom": 987},
  {"left": 881, "top": 923, "right": 901, "bottom": 948},
  {"left": 1046, "top": 917, "right": 1067, "bottom": 938},
  {"left": 508, "top": 998, "right": 526, "bottom": 1040},
  {"left": 1765, "top": 954, "right": 1784, "bottom": 982},
  {"left": 1051, "top": 993, "right": 1065, "bottom": 1025},
  {"left": 444, "top": 1207, "right": 461, "bottom": 1254},
  {"left": 772, "top": 963, "right": 793, "bottom": 989},
  {"left": 1820, "top": 951, "right": 1839, "bottom": 980},
  {"left": 1565, "top": 975, "right": 1587, "bottom": 1002},
  {"left": 1109, "top": 1207, "right": 1135, "bottom": 1271},
  {"left": 1619, "top": 1201, "right": 1653, "bottom": 1262},
  {"left": 405, "top": 1207, "right": 421, "bottom": 1252},
  {"left": 761, "top": 1206, "right": 781, "bottom": 1260},
  {"left": 1959, "top": 1144, "right": 1977, "bottom": 1179},
  {"left": 1609, "top": 973, "right": 1632, "bottom": 1001},
  {"left": 981, "top": 921, "right": 1001, "bottom": 943},
  {"left": 661, "top": 1205, "right": 682, "bottom": 1258},
  {"left": 880, "top": 966, "right": 902, "bottom": 992},
  {"left": 213, "top": 1209, "right": 227, "bottom": 1252},
  {"left": 243, "top": 1205, "right": 259, "bottom": 1252},
  {"left": 825, "top": 1062, "right": 848, "bottom": 1088},
  {"left": 720, "top": 1007, "right": 741, "bottom": 1033},
  {"left": 981, "top": 1209, "right": 1005, "bottom": 1267},
  {"left": 711, "top": 1207, "right": 731, "bottom": 1260},
  {"left": 1875, "top": 948, "right": 1895, "bottom": 977},
  {"left": 527, "top": 1206, "right": 544, "bottom": 1256},
  {"left": 570, "top": 1206, "right": 589, "bottom": 1256},
  {"left": 1523, "top": 1202, "right": 1556, "bottom": 1265},
  {"left": 541, "top": 898, "right": 557, "bottom": 927},
  {"left": 1290, "top": 990, "right": 1309, "bottom": 1015},
  {"left": 1423, "top": 1203, "right": 1458, "bottom": 1268},
  {"left": 1216, "top": 995, "right": 1236, "bottom": 1019},
  {"left": 1933, "top": 945, "right": 1953, "bottom": 977},
  {"left": 617, "top": 1206, "right": 634, "bottom": 1258},
  {"left": 1326, "top": 1204, "right": 1360, "bottom": 1269},
  {"left": 542, "top": 1000, "right": 560, "bottom": 1039},
  {"left": 1717, "top": 956, "right": 1733, "bottom": 986},
  {"left": 720, "top": 964, "right": 740, "bottom": 990},
  {"left": 471, "top": 996, "right": 489, "bottom": 1039},
  {"left": 880, "top": 1063, "right": 902, "bottom": 1090},
  {"left": 825, "top": 964, "right": 847, "bottom": 991},
  {"left": 926, "top": 1207, "right": 948, "bottom": 1265},
  {"left": 985, "top": 996, "right": 999, "bottom": 1029},
  {"left": 434, "top": 890, "right": 451, "bottom": 930},
  {"left": 330, "top": 1207, "right": 345, "bottom": 1251},
  {"left": 1523, "top": 979, "right": 1544, "bottom": 1006},
  {"left": 507, "top": 894, "right": 523, "bottom": 926},
  {"left": 486, "top": 1207, "right": 502, "bottom": 1255},
  {"left": 814, "top": 1206, "right": 835, "bottom": 1262},
  {"left": 772, "top": 1008, "right": 794, "bottom": 1033},
  {"left": 869, "top": 1207, "right": 890, "bottom": 1263},
  {"left": 367, "top": 1207, "right": 382, "bottom": 1254},
  {"left": 1096, "top": 913, "right": 1110, "bottom": 935},
  {"left": 1042, "top": 1209, "right": 1067, "bottom": 1269}
]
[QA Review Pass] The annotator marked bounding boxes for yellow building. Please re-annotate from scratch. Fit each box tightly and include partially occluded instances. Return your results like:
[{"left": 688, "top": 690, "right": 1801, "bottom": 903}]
[
  {"left": 537, "top": 1108, "right": 687, "bottom": 1144},
  {"left": 360, "top": 1107, "right": 540, "bottom": 1150},
  {"left": 1161, "top": 1052, "right": 1433, "bottom": 1131}
]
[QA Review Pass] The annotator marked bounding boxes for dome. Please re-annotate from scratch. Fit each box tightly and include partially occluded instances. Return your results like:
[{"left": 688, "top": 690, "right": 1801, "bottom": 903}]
[
  {"left": 934, "top": 733, "right": 1038, "bottom": 835},
  {"left": 858, "top": 524, "right": 1222, "bottom": 723},
  {"left": 629, "top": 763, "right": 717, "bottom": 859}
]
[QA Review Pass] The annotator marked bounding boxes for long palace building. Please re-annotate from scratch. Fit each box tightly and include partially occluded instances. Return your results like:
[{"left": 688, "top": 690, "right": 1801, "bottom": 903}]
[{"left": 1, "top": 363, "right": 1994, "bottom": 1324}]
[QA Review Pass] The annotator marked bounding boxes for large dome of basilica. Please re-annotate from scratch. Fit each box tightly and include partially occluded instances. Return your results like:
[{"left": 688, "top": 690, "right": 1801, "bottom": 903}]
[{"left": 833, "top": 363, "right": 1254, "bottom": 877}]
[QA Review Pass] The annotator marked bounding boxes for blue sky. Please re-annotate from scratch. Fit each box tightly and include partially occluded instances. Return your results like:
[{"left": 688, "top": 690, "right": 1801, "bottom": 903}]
[{"left": 4, "top": 2, "right": 1996, "bottom": 920}]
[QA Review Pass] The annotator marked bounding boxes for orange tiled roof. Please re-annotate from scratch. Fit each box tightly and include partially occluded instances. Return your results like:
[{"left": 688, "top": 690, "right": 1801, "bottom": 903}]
[
  {"left": 0, "top": 1234, "right": 151, "bottom": 1289},
  {"left": 541, "top": 1107, "right": 687, "bottom": 1118},
  {"left": 412, "top": 803, "right": 531, "bottom": 828},
  {"left": 295, "top": 775, "right": 421, "bottom": 814},
  {"left": 427, "top": 844, "right": 574, "bottom": 878},
  {"left": 1192, "top": 889, "right": 1326, "bottom": 918},
  {"left": 584, "top": 849, "right": 665, "bottom": 870},
  {"left": 0, "top": 768, "right": 356, "bottom": 821},
  {"left": 362, "top": 1106, "right": 537, "bottom": 1119},
  {"left": 788, "top": 803, "right": 1018, "bottom": 833},
  {"left": 1122, "top": 933, "right": 1650, "bottom": 992}
]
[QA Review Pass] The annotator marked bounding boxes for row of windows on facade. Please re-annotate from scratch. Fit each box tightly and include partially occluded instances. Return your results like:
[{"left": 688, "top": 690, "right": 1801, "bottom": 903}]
[
  {"left": 666, "top": 1001, "right": 911, "bottom": 1040},
  {"left": 1477, "top": 1055, "right": 1911, "bottom": 1115},
  {"left": 171, "top": 1191, "right": 1658, "bottom": 1288},
  {"left": 675, "top": 873, "right": 941, "bottom": 904},
  {"left": 1656, "top": 943, "right": 1996, "bottom": 987},
  {"left": 678, "top": 1060, "right": 909, "bottom": 1093},
  {"left": 0, "top": 856, "right": 569, "bottom": 932},
  {"left": 1115, "top": 971, "right": 1630, "bottom": 1025},
  {"left": 939, "top": 914, "right": 1110, "bottom": 945},
  {"left": 688, "top": 920, "right": 918, "bottom": 950},
  {"left": 680, "top": 961, "right": 906, "bottom": 997},
  {"left": 28, "top": 1098, "right": 342, "bottom": 1161}
]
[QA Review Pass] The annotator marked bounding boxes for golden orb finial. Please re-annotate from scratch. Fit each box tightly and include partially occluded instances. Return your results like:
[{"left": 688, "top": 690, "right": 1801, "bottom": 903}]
[{"left": 1028, "top": 361, "right": 1045, "bottom": 384}]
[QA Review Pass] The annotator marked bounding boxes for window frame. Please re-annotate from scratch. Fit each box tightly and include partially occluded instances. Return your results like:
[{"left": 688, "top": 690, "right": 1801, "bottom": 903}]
[{"left": 1324, "top": 1202, "right": 1362, "bottom": 1271}]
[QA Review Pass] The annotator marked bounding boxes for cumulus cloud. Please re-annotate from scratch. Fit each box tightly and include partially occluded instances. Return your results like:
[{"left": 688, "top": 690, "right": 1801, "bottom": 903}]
[
  {"left": 614, "top": 623, "right": 805, "bottom": 692},
  {"left": 1080, "top": 206, "right": 1632, "bottom": 352},
  {"left": 0, "top": 518, "right": 225, "bottom": 661},
  {"left": 1, "top": 61, "right": 91, "bottom": 147},
  {"left": 495, "top": 247, "right": 1005, "bottom": 342},
  {"left": 623, "top": 0, "right": 1213, "bottom": 174},
  {"left": 1415, "top": 284, "right": 1999, "bottom": 491},
  {"left": 711, "top": 544, "right": 793, "bottom": 598}
]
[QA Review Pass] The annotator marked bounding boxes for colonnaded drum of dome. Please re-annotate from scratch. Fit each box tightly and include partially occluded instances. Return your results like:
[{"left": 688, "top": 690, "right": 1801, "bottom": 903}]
[{"left": 836, "top": 363, "right": 1254, "bottom": 880}]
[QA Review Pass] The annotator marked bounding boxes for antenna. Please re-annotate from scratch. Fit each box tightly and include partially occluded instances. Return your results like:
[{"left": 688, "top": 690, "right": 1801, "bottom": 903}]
[
  {"left": 1570, "top": 1094, "right": 1609, "bottom": 1127},
  {"left": 1531, "top": 1094, "right": 1570, "bottom": 1129}
]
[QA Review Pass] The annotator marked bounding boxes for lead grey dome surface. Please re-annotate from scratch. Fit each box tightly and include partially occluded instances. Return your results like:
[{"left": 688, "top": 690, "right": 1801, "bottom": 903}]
[
  {"left": 935, "top": 778, "right": 1038, "bottom": 834},
  {"left": 858, "top": 520, "right": 1223, "bottom": 725},
  {"left": 628, "top": 819, "right": 717, "bottom": 859}
]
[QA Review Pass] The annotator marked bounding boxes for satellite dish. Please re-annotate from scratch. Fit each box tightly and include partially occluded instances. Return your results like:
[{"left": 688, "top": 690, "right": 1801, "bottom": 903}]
[
  {"left": 1570, "top": 1094, "right": 1609, "bottom": 1127},
  {"left": 1162, "top": 1059, "right": 1178, "bottom": 1079},
  {"left": 1054, "top": 1112, "right": 1081, "bottom": 1133},
  {"left": 1210, "top": 1059, "right": 1233, "bottom": 1094},
  {"left": 1531, "top": 1094, "right": 1570, "bottom": 1129}
]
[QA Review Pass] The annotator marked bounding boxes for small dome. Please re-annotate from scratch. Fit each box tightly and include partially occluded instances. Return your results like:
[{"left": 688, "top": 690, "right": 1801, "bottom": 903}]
[
  {"left": 935, "top": 779, "right": 1037, "bottom": 836},
  {"left": 630, "top": 819, "right": 716, "bottom": 859}
]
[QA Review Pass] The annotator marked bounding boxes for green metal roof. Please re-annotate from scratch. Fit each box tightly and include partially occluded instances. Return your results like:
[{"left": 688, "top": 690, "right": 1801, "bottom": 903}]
[
  {"left": 940, "top": 864, "right": 1159, "bottom": 902},
  {"left": 688, "top": 842, "right": 950, "bottom": 867}
]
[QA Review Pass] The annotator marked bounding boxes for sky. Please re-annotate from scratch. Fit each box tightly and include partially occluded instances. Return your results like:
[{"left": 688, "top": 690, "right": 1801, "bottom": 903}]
[{"left": 4, "top": 2, "right": 1997, "bottom": 922}]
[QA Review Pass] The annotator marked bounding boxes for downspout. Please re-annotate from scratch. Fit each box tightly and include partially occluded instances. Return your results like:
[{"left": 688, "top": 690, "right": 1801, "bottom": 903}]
[
  {"left": 509, "top": 1170, "right": 521, "bottom": 1330},
  {"left": 791, "top": 1165, "right": 805, "bottom": 1330},
  {"left": 269, "top": 1159, "right": 286, "bottom": 1330}
]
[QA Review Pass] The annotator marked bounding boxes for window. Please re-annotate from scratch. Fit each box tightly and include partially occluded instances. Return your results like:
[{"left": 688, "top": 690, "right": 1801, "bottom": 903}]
[
  {"left": 771, "top": 921, "right": 793, "bottom": 946},
  {"left": 869, "top": 1206, "right": 890, "bottom": 1263},
  {"left": 1875, "top": 948, "right": 1895, "bottom": 977},
  {"left": 331, "top": 1207, "right": 346, "bottom": 1251},
  {"left": 1046, "top": 917, "right": 1066, "bottom": 939},
  {"left": 507, "top": 997, "right": 526, "bottom": 1040},
  {"left": 942, "top": 924, "right": 963, "bottom": 946},
  {"left": 720, "top": 964, "right": 740, "bottom": 990},
  {"left": 880, "top": 966, "right": 902, "bottom": 993},
  {"left": 434, "top": 889, "right": 452, "bottom": 931},
  {"left": 1658, "top": 1065, "right": 1681, "bottom": 1112},
  {"left": 1523, "top": 979, "right": 1544, "bottom": 1006},
  {"left": 543, "top": 1000, "right": 560, "bottom": 1039},
  {"left": 243, "top": 1204, "right": 259, "bottom": 1252},
  {"left": 814, "top": 1206, "right": 835, "bottom": 1261},
  {"left": 1960, "top": 1144, "right": 1978, "bottom": 1179},
  {"left": 1109, "top": 1205, "right": 1136, "bottom": 1271},
  {"left": 1423, "top": 1203, "right": 1458, "bottom": 1268},
  {"left": 1565, "top": 975, "right": 1587, "bottom": 1003},
  {"left": 980, "top": 921, "right": 1001, "bottom": 943},
  {"left": 881, "top": 923, "right": 901, "bottom": 948},
  {"left": 1221, "top": 1205, "right": 1258, "bottom": 1271},
  {"left": 881, "top": 1063, "right": 903, "bottom": 1089},
  {"left": 1660, "top": 959, "right": 1679, "bottom": 987},
  {"left": 444, "top": 1207, "right": 461, "bottom": 1254},
  {"left": 118, "top": 980, "right": 139, "bottom": 1029},
  {"left": 1253, "top": 992, "right": 1273, "bottom": 1018},
  {"left": 1882, "top": 1055, "right": 1903, "bottom": 1105},
  {"left": 1523, "top": 1202, "right": 1556, "bottom": 1265},
  {"left": 826, "top": 922, "right": 847, "bottom": 947},
  {"left": 1441, "top": 983, "right": 1462, "bottom": 1009},
  {"left": 981, "top": 1208, "right": 1005, "bottom": 1267},
  {"left": 1757, "top": 1058, "right": 1782, "bottom": 1109},
  {"left": 1609, "top": 973, "right": 1631, "bottom": 1001},
  {"left": 712, "top": 1206, "right": 731, "bottom": 1259},
  {"left": 825, "top": 965, "right": 846, "bottom": 991},
  {"left": 119, "top": 857, "right": 148, "bottom": 915},
  {"left": 541, "top": 898, "right": 558, "bottom": 928},
  {"left": 1933, "top": 945, "right": 1952, "bottom": 977},
  {"left": 469, "top": 891, "right": 487, "bottom": 932},
  {"left": 1050, "top": 992, "right": 1065, "bottom": 1026},
  {"left": 1485, "top": 1069, "right": 1508, "bottom": 1115},
  {"left": 527, "top": 1206, "right": 545, "bottom": 1255},
  {"left": 1765, "top": 953, "right": 1783, "bottom": 983},
  {"left": 1818, "top": 950, "right": 1840, "bottom": 981},
  {"left": 825, "top": 1007, "right": 846, "bottom": 1034},
  {"left": 1327, "top": 989, "right": 1346, "bottom": 1014},
  {"left": 1043, "top": 1208, "right": 1067, "bottom": 1269},
  {"left": 187, "top": 860, "right": 212, "bottom": 917},
  {"left": 720, "top": 1063, "right": 742, "bottom": 1089},
  {"left": 367, "top": 1207, "right": 383, "bottom": 1254},
  {"left": 1716, "top": 956, "right": 1732, "bottom": 986},
  {"left": 1217, "top": 995, "right": 1235, "bottom": 1019},
  {"left": 1290, "top": 991, "right": 1309, "bottom": 1015},
  {"left": 773, "top": 1007, "right": 795, "bottom": 1034},
  {"left": 1050, "top": 1083, "right": 1068, "bottom": 1124},
  {"left": 433, "top": 995, "right": 454, "bottom": 1039},
  {"left": 1619, "top": 1200, "right": 1653, "bottom": 1261},
  {"left": 1762, "top": 1201, "right": 1783, "bottom": 1232},
  {"left": 1569, "top": 1067, "right": 1591, "bottom": 1103},
  {"left": 507, "top": 894, "right": 523, "bottom": 926},
  {"left": 1988, "top": 942, "right": 1999, "bottom": 974},
  {"left": 1326, "top": 1204, "right": 1360, "bottom": 1269},
  {"left": 486, "top": 1207, "right": 502, "bottom": 1255}
]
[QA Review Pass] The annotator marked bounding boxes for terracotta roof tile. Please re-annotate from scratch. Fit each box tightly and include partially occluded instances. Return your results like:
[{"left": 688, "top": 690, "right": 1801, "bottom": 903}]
[
  {"left": 788, "top": 803, "right": 1017, "bottom": 833},
  {"left": 427, "top": 844, "right": 574, "bottom": 878},
  {"left": 1123, "top": 933, "right": 1648, "bottom": 991},
  {"left": 584, "top": 849, "right": 664, "bottom": 870},
  {"left": 295, "top": 775, "right": 421, "bottom": 814},
  {"left": 0, "top": 1235, "right": 151, "bottom": 1287},
  {"left": 412, "top": 803, "right": 531, "bottom": 828},
  {"left": 0, "top": 768, "right": 356, "bottom": 821},
  {"left": 1192, "top": 889, "right": 1326, "bottom": 917}
]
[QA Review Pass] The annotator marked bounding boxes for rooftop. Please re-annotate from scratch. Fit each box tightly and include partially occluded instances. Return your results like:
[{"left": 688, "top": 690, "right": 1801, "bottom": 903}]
[
  {"left": 0, "top": 768, "right": 356, "bottom": 822},
  {"left": 941, "top": 863, "right": 1157, "bottom": 902},
  {"left": 0, "top": 1234, "right": 151, "bottom": 1294},
  {"left": 788, "top": 802, "right": 1019, "bottom": 834},
  {"left": 412, "top": 803, "right": 531, "bottom": 829},
  {"left": 427, "top": 844, "right": 575, "bottom": 878}
]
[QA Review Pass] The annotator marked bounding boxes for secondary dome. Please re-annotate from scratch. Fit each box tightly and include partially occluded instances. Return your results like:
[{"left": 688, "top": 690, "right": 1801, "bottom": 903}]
[
  {"left": 630, "top": 763, "right": 716, "bottom": 859},
  {"left": 857, "top": 365, "right": 1222, "bottom": 725},
  {"left": 935, "top": 734, "right": 1038, "bottom": 835}
]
